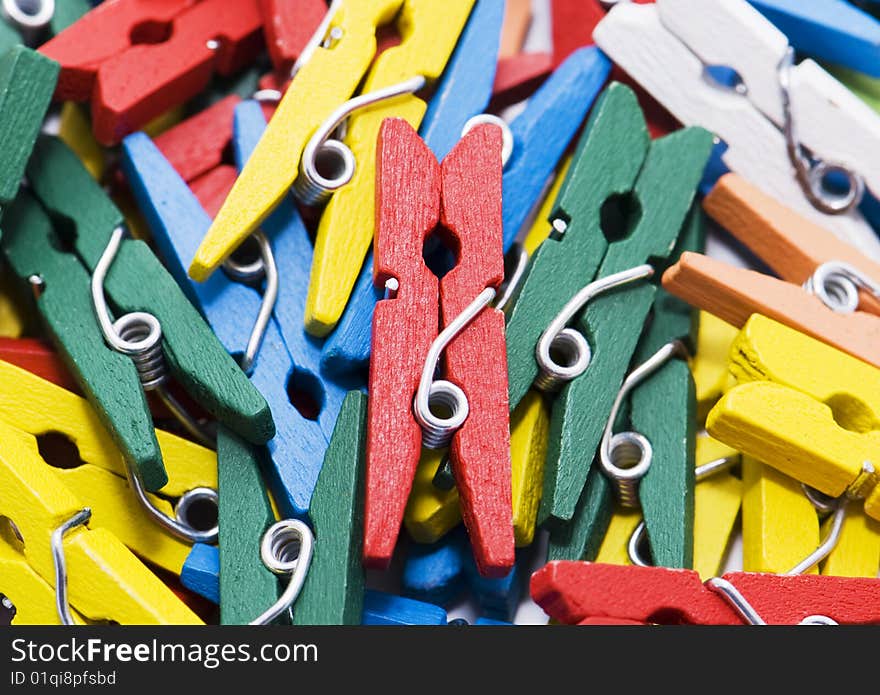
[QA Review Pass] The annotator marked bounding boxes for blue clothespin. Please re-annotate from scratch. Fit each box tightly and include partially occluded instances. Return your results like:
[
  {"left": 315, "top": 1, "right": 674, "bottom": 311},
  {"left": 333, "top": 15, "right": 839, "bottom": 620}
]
[
  {"left": 321, "top": 45, "right": 611, "bottom": 377},
  {"left": 748, "top": 0, "right": 880, "bottom": 77},
  {"left": 320, "top": 0, "right": 504, "bottom": 379},
  {"left": 362, "top": 591, "right": 448, "bottom": 626},
  {"left": 180, "top": 544, "right": 220, "bottom": 605},
  {"left": 121, "top": 102, "right": 346, "bottom": 518}
]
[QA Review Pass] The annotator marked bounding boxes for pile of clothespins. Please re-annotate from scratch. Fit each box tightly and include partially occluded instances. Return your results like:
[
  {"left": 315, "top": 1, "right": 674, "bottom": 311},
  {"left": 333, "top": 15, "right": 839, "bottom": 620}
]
[{"left": 2, "top": 0, "right": 880, "bottom": 627}]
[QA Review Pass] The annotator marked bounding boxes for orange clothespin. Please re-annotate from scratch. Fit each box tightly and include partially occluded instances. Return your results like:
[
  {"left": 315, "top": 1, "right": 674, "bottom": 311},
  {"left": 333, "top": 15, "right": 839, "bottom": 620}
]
[
  {"left": 366, "top": 118, "right": 513, "bottom": 578},
  {"left": 39, "top": 0, "right": 264, "bottom": 144}
]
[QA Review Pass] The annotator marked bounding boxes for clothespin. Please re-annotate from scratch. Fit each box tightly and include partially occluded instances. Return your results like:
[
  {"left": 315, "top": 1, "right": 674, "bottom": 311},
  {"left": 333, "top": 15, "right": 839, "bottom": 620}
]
[
  {"left": 549, "top": 0, "right": 605, "bottom": 68},
  {"left": 293, "top": 391, "right": 367, "bottom": 625},
  {"left": 594, "top": 0, "right": 880, "bottom": 256},
  {"left": 490, "top": 51, "right": 553, "bottom": 111},
  {"left": 505, "top": 82, "right": 712, "bottom": 527},
  {"left": 0, "top": 46, "right": 57, "bottom": 207},
  {"left": 531, "top": 561, "right": 880, "bottom": 625},
  {"left": 404, "top": 449, "right": 461, "bottom": 544},
  {"left": 366, "top": 118, "right": 513, "bottom": 577},
  {"left": 706, "top": 314, "right": 880, "bottom": 523},
  {"left": 0, "top": 417, "right": 202, "bottom": 624},
  {"left": 258, "top": 0, "right": 325, "bottom": 74},
  {"left": 2, "top": 138, "right": 273, "bottom": 498},
  {"left": 820, "top": 507, "right": 880, "bottom": 578},
  {"left": 362, "top": 590, "right": 447, "bottom": 626},
  {"left": 692, "top": 312, "right": 739, "bottom": 423},
  {"left": 746, "top": 0, "right": 880, "bottom": 77},
  {"left": 321, "top": 46, "right": 611, "bottom": 377},
  {"left": 0, "top": 337, "right": 76, "bottom": 391},
  {"left": 499, "top": 0, "right": 531, "bottom": 58},
  {"left": 39, "top": 0, "right": 264, "bottom": 144},
  {"left": 0, "top": 358, "right": 217, "bottom": 574},
  {"left": 189, "top": 0, "right": 469, "bottom": 305},
  {"left": 58, "top": 102, "right": 105, "bottom": 180},
  {"left": 319, "top": 0, "right": 505, "bottom": 378},
  {"left": 692, "top": 435, "right": 741, "bottom": 579}
]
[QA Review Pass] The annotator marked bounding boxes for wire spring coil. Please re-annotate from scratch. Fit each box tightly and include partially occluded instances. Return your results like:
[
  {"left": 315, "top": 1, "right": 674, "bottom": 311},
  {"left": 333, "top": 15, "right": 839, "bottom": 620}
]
[{"left": 803, "top": 260, "right": 880, "bottom": 314}]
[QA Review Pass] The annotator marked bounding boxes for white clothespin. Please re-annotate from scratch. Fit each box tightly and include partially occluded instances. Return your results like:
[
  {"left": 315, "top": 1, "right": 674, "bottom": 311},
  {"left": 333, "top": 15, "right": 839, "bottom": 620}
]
[{"left": 594, "top": 0, "right": 880, "bottom": 259}]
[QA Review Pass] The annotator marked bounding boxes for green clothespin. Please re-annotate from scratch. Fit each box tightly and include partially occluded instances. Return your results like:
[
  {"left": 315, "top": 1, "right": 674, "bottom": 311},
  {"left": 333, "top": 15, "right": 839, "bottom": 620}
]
[
  {"left": 218, "top": 426, "right": 279, "bottom": 626},
  {"left": 0, "top": 47, "right": 57, "bottom": 208},
  {"left": 505, "top": 83, "right": 713, "bottom": 528},
  {"left": 293, "top": 391, "right": 367, "bottom": 626},
  {"left": 2, "top": 135, "right": 274, "bottom": 493},
  {"left": 49, "top": 0, "right": 92, "bottom": 35}
]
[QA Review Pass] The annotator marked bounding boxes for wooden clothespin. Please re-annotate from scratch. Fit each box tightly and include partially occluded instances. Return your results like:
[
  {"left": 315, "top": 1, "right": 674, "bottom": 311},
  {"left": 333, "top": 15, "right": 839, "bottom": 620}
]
[
  {"left": 258, "top": 0, "right": 326, "bottom": 75},
  {"left": 531, "top": 561, "right": 880, "bottom": 625},
  {"left": 362, "top": 590, "right": 448, "bottom": 625},
  {"left": 0, "top": 417, "right": 201, "bottom": 624},
  {"left": 0, "top": 358, "right": 216, "bottom": 578},
  {"left": 595, "top": 0, "right": 880, "bottom": 257},
  {"left": 505, "top": 83, "right": 712, "bottom": 527},
  {"left": 693, "top": 435, "right": 741, "bottom": 579},
  {"left": 0, "top": 46, "right": 57, "bottom": 207},
  {"left": 0, "top": 337, "right": 77, "bottom": 391},
  {"left": 293, "top": 391, "right": 367, "bottom": 625},
  {"left": 747, "top": 0, "right": 880, "bottom": 77},
  {"left": 706, "top": 315, "right": 880, "bottom": 524},
  {"left": 499, "top": 0, "right": 530, "bottom": 59},
  {"left": 2, "top": 137, "right": 273, "bottom": 495},
  {"left": 820, "top": 507, "right": 880, "bottom": 578},
  {"left": 39, "top": 0, "right": 264, "bottom": 144},
  {"left": 366, "top": 118, "right": 513, "bottom": 577},
  {"left": 122, "top": 100, "right": 350, "bottom": 518},
  {"left": 490, "top": 52, "right": 553, "bottom": 111},
  {"left": 692, "top": 312, "right": 739, "bottom": 423},
  {"left": 57, "top": 102, "right": 105, "bottom": 181}
]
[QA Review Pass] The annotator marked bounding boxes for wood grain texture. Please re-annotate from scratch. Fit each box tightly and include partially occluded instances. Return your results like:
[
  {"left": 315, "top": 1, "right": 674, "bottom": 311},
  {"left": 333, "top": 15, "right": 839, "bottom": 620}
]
[
  {"left": 747, "top": 0, "right": 880, "bottom": 77},
  {"left": 27, "top": 136, "right": 275, "bottom": 447},
  {"left": 742, "top": 457, "right": 819, "bottom": 574},
  {"left": 820, "top": 507, "right": 880, "bottom": 578},
  {"left": 0, "top": 46, "right": 58, "bottom": 204},
  {"left": 531, "top": 561, "right": 880, "bottom": 624},
  {"left": 440, "top": 123, "right": 513, "bottom": 577},
  {"left": 704, "top": 173, "right": 880, "bottom": 315},
  {"left": 294, "top": 391, "right": 367, "bottom": 625},
  {"left": 366, "top": 118, "right": 442, "bottom": 568},
  {"left": 190, "top": 0, "right": 401, "bottom": 281},
  {"left": 500, "top": 47, "right": 611, "bottom": 252},
  {"left": 40, "top": 0, "right": 263, "bottom": 144},
  {"left": 541, "top": 126, "right": 713, "bottom": 526},
  {"left": 216, "top": 427, "right": 278, "bottom": 625},
  {"left": 505, "top": 83, "right": 649, "bottom": 413},
  {"left": 258, "top": 0, "right": 326, "bottom": 72},
  {"left": 319, "top": 0, "right": 504, "bottom": 378},
  {"left": 662, "top": 252, "right": 880, "bottom": 369},
  {"left": 306, "top": 0, "right": 474, "bottom": 335},
  {"left": 595, "top": 2, "right": 880, "bottom": 258},
  {"left": 0, "top": 418, "right": 201, "bottom": 624},
  {"left": 121, "top": 128, "right": 329, "bottom": 517}
]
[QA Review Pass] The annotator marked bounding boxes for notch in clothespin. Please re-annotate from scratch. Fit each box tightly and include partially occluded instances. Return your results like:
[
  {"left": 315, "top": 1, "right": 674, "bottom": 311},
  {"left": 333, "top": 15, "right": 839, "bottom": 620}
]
[
  {"left": 0, "top": 46, "right": 58, "bottom": 207},
  {"left": 595, "top": 0, "right": 880, "bottom": 256},
  {"left": 2, "top": 139, "right": 272, "bottom": 544},
  {"left": 505, "top": 82, "right": 713, "bottom": 528},
  {"left": 39, "top": 0, "right": 264, "bottom": 144},
  {"left": 706, "top": 314, "right": 880, "bottom": 524},
  {"left": 366, "top": 118, "right": 513, "bottom": 577},
  {"left": 0, "top": 417, "right": 202, "bottom": 625},
  {"left": 746, "top": 0, "right": 880, "bottom": 77},
  {"left": 531, "top": 561, "right": 880, "bottom": 625}
]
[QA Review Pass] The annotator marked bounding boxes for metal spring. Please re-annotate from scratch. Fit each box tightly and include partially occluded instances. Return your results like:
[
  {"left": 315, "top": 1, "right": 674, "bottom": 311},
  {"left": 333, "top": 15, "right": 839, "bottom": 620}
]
[
  {"left": 778, "top": 46, "right": 864, "bottom": 215},
  {"left": 534, "top": 264, "right": 655, "bottom": 393},
  {"left": 413, "top": 287, "right": 496, "bottom": 450},
  {"left": 803, "top": 260, "right": 880, "bottom": 314},
  {"left": 113, "top": 313, "right": 167, "bottom": 390},
  {"left": 250, "top": 520, "right": 314, "bottom": 625},
  {"left": 2, "top": 0, "right": 54, "bottom": 46},
  {"left": 293, "top": 76, "right": 426, "bottom": 207}
]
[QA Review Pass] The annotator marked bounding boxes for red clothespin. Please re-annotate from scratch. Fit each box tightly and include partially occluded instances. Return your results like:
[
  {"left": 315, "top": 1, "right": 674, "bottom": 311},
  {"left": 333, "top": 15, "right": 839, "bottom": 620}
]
[
  {"left": 532, "top": 562, "right": 880, "bottom": 625},
  {"left": 490, "top": 52, "right": 554, "bottom": 111},
  {"left": 0, "top": 338, "right": 78, "bottom": 393},
  {"left": 366, "top": 118, "right": 513, "bottom": 578},
  {"left": 258, "top": 0, "right": 326, "bottom": 74},
  {"left": 39, "top": 0, "right": 264, "bottom": 145}
]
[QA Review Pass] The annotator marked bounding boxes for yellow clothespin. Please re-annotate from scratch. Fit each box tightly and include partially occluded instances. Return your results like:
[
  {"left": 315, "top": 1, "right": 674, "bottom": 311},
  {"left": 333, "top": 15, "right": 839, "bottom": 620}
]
[
  {"left": 58, "top": 102, "right": 105, "bottom": 181},
  {"left": 707, "top": 314, "right": 880, "bottom": 523},
  {"left": 692, "top": 311, "right": 739, "bottom": 423},
  {"left": 0, "top": 418, "right": 201, "bottom": 624},
  {"left": 820, "top": 507, "right": 880, "bottom": 578},
  {"left": 404, "top": 391, "right": 549, "bottom": 547},
  {"left": 0, "top": 272, "right": 28, "bottom": 338},
  {"left": 692, "top": 434, "right": 741, "bottom": 579},
  {"left": 522, "top": 156, "right": 572, "bottom": 256}
]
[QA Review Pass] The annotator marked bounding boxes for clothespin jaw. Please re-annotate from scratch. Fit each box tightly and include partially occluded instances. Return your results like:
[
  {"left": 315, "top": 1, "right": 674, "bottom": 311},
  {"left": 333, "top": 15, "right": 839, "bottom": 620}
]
[
  {"left": 0, "top": 417, "right": 201, "bottom": 625},
  {"left": 0, "top": 45, "right": 58, "bottom": 206},
  {"left": 706, "top": 315, "right": 880, "bottom": 522},
  {"left": 531, "top": 561, "right": 880, "bottom": 625},
  {"left": 366, "top": 117, "right": 513, "bottom": 578},
  {"left": 188, "top": 0, "right": 406, "bottom": 282},
  {"left": 39, "top": 0, "right": 264, "bottom": 144}
]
